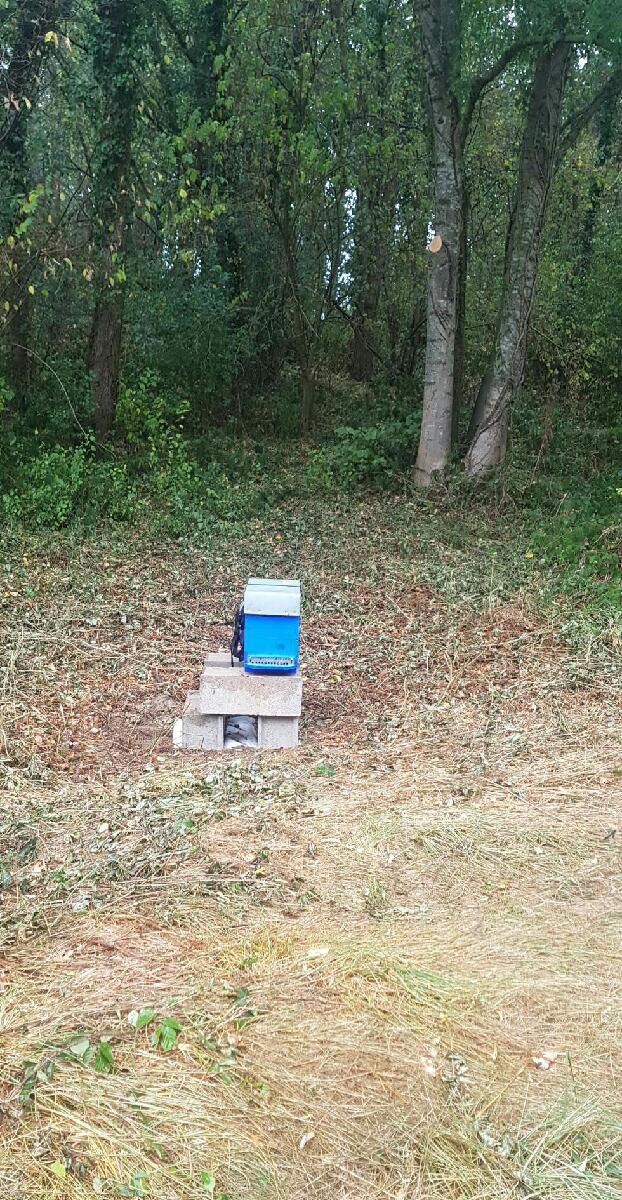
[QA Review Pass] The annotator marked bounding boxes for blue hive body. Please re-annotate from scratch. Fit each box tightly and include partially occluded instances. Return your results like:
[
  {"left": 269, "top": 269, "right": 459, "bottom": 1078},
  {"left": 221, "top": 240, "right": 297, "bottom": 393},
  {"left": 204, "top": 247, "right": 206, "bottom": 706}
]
[{"left": 243, "top": 578, "right": 301, "bottom": 674}]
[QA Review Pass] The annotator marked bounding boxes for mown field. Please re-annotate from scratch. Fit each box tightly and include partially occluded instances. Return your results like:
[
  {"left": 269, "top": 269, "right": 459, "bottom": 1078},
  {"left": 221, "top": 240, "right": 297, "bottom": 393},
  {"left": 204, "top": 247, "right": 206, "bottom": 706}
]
[{"left": 1, "top": 501, "right": 621, "bottom": 1199}]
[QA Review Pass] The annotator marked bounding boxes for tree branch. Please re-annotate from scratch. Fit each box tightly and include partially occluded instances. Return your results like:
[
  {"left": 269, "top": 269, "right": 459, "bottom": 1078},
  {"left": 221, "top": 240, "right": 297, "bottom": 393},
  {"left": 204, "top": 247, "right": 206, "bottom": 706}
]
[
  {"left": 329, "top": 297, "right": 392, "bottom": 370},
  {"left": 460, "top": 39, "right": 534, "bottom": 146},
  {"left": 558, "top": 67, "right": 622, "bottom": 159},
  {"left": 160, "top": 2, "right": 198, "bottom": 67}
]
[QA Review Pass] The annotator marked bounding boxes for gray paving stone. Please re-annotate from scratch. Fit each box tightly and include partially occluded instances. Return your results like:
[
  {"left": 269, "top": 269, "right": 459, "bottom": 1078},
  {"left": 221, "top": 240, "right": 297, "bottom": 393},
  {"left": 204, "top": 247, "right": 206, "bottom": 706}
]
[
  {"left": 258, "top": 715, "right": 299, "bottom": 749},
  {"left": 181, "top": 692, "right": 224, "bottom": 750}
]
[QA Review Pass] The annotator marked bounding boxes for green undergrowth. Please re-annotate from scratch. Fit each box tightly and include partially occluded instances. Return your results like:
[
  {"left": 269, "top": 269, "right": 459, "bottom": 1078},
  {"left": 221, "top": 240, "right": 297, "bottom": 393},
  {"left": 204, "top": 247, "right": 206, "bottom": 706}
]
[{"left": 0, "top": 372, "right": 619, "bottom": 643}]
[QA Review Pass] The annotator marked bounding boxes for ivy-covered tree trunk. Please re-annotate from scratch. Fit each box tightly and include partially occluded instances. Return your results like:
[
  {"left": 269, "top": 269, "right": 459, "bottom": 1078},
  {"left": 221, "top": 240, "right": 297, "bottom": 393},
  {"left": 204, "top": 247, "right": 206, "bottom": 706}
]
[
  {"left": 351, "top": 192, "right": 382, "bottom": 382},
  {"left": 465, "top": 41, "right": 571, "bottom": 478},
  {"left": 88, "top": 0, "right": 141, "bottom": 442},
  {"left": 350, "top": 0, "right": 395, "bottom": 383},
  {"left": 1, "top": 0, "right": 63, "bottom": 407},
  {"left": 274, "top": 0, "right": 324, "bottom": 430},
  {"left": 3, "top": 71, "right": 31, "bottom": 408},
  {"left": 413, "top": 0, "right": 465, "bottom": 488}
]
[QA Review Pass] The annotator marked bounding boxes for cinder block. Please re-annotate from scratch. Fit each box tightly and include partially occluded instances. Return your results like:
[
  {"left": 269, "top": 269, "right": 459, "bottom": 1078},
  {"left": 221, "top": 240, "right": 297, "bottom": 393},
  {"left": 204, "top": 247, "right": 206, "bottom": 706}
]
[
  {"left": 258, "top": 715, "right": 299, "bottom": 749},
  {"left": 198, "top": 659, "right": 302, "bottom": 717},
  {"left": 207, "top": 650, "right": 237, "bottom": 668},
  {"left": 181, "top": 692, "right": 224, "bottom": 750}
]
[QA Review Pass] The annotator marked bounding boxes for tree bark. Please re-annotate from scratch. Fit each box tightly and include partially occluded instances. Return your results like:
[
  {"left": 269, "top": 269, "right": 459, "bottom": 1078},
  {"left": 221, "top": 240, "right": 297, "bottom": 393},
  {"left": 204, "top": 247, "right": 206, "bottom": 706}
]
[
  {"left": 577, "top": 76, "right": 620, "bottom": 278},
  {"left": 1, "top": 0, "right": 64, "bottom": 408},
  {"left": 452, "top": 196, "right": 467, "bottom": 443},
  {"left": 350, "top": 0, "right": 396, "bottom": 382},
  {"left": 87, "top": 0, "right": 141, "bottom": 442},
  {"left": 351, "top": 187, "right": 394, "bottom": 381},
  {"left": 350, "top": 189, "right": 380, "bottom": 382},
  {"left": 268, "top": 0, "right": 324, "bottom": 428},
  {"left": 465, "top": 41, "right": 571, "bottom": 478},
  {"left": 413, "top": 0, "right": 465, "bottom": 488},
  {"left": 301, "top": 365, "right": 314, "bottom": 430},
  {"left": 89, "top": 293, "right": 124, "bottom": 442}
]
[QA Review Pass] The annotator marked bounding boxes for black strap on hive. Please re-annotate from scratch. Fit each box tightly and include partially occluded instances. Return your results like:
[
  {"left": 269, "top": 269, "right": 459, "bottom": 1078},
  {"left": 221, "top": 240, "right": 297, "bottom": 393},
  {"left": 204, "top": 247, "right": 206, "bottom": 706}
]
[{"left": 231, "top": 603, "right": 245, "bottom": 664}]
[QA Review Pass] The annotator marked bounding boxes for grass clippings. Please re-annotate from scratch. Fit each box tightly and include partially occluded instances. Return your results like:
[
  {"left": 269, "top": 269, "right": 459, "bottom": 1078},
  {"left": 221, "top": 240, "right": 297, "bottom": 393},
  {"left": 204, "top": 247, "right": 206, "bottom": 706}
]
[{"left": 1, "top": 502, "right": 621, "bottom": 1198}]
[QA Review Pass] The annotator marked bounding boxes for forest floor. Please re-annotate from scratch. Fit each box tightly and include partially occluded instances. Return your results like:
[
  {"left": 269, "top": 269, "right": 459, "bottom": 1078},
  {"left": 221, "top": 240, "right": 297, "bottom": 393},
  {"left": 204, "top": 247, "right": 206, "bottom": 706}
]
[{"left": 1, "top": 500, "right": 621, "bottom": 1199}]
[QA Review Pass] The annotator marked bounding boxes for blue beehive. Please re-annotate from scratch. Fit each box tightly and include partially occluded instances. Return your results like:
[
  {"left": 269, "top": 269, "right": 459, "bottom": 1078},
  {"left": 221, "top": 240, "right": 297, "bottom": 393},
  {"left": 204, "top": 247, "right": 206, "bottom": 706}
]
[{"left": 243, "top": 578, "right": 301, "bottom": 674}]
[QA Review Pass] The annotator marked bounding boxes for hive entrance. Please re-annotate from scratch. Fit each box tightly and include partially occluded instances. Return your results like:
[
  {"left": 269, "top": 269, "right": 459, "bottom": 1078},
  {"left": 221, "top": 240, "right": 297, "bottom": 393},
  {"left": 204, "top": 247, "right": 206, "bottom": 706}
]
[{"left": 224, "top": 715, "right": 258, "bottom": 749}]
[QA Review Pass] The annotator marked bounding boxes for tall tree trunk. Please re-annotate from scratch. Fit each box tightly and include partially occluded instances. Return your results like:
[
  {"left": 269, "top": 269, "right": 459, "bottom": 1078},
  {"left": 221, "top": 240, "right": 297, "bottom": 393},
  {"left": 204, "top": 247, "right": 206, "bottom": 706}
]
[
  {"left": 350, "top": 190, "right": 380, "bottom": 382},
  {"left": 465, "top": 41, "right": 571, "bottom": 478},
  {"left": 6, "top": 275, "right": 32, "bottom": 408},
  {"left": 452, "top": 196, "right": 467, "bottom": 442},
  {"left": 88, "top": 0, "right": 141, "bottom": 442},
  {"left": 577, "top": 82, "right": 618, "bottom": 279},
  {"left": 268, "top": 0, "right": 322, "bottom": 427},
  {"left": 89, "top": 294, "right": 124, "bottom": 441},
  {"left": 1, "top": 0, "right": 63, "bottom": 408},
  {"left": 350, "top": 0, "right": 396, "bottom": 382},
  {"left": 350, "top": 188, "right": 394, "bottom": 381},
  {"left": 301, "top": 365, "right": 314, "bottom": 430},
  {"left": 414, "top": 0, "right": 465, "bottom": 488}
]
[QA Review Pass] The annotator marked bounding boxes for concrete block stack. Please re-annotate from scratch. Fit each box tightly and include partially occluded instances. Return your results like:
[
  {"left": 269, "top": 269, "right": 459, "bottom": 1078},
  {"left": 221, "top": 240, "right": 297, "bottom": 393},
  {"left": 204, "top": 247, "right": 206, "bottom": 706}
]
[{"left": 177, "top": 651, "right": 302, "bottom": 750}]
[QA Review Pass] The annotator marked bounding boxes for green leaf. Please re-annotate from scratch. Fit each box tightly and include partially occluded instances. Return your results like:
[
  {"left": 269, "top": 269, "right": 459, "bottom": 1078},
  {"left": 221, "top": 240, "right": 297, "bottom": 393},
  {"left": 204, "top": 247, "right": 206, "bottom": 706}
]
[
  {"left": 50, "top": 1161, "right": 66, "bottom": 1180},
  {"left": 94, "top": 1042, "right": 114, "bottom": 1073},
  {"left": 152, "top": 1017, "right": 182, "bottom": 1052},
  {"left": 128, "top": 1007, "right": 155, "bottom": 1030},
  {"left": 69, "top": 1035, "right": 91, "bottom": 1059},
  {"left": 118, "top": 1172, "right": 147, "bottom": 1198}
]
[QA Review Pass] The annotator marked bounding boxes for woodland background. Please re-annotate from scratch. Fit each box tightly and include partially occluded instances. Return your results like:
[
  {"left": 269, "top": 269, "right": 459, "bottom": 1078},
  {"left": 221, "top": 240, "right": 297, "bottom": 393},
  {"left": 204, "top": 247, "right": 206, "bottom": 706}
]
[{"left": 0, "top": 0, "right": 620, "bottom": 616}]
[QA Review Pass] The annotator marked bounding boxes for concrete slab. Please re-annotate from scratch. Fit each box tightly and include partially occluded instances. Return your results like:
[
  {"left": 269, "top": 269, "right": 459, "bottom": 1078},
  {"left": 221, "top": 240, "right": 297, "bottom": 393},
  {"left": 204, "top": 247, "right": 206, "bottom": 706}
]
[
  {"left": 207, "top": 650, "right": 239, "bottom": 669},
  {"left": 181, "top": 692, "right": 224, "bottom": 750},
  {"left": 258, "top": 715, "right": 299, "bottom": 749},
  {"left": 198, "top": 659, "right": 302, "bottom": 717},
  {"left": 176, "top": 650, "right": 302, "bottom": 751}
]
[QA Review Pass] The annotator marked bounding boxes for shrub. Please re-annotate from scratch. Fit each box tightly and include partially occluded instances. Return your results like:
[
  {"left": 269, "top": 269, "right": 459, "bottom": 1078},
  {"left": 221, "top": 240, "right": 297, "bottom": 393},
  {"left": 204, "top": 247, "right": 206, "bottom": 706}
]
[
  {"left": 115, "top": 368, "right": 189, "bottom": 455},
  {"left": 529, "top": 472, "right": 622, "bottom": 608},
  {"left": 82, "top": 458, "right": 140, "bottom": 524},
  {"left": 2, "top": 443, "right": 89, "bottom": 529},
  {"left": 113, "top": 369, "right": 251, "bottom": 533},
  {"left": 0, "top": 373, "right": 14, "bottom": 417},
  {"left": 125, "top": 260, "right": 254, "bottom": 428},
  {"left": 306, "top": 414, "right": 420, "bottom": 492}
]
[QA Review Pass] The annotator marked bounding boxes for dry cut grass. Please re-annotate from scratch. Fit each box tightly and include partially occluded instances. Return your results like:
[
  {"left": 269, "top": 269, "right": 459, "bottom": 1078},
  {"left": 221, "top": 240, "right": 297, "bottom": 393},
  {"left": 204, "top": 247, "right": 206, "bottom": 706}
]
[
  {"left": 1, "top": 517, "right": 621, "bottom": 1198},
  {"left": 1, "top": 738, "right": 621, "bottom": 1199}
]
